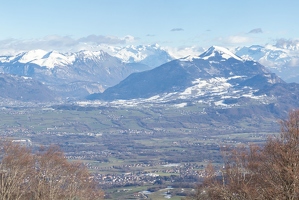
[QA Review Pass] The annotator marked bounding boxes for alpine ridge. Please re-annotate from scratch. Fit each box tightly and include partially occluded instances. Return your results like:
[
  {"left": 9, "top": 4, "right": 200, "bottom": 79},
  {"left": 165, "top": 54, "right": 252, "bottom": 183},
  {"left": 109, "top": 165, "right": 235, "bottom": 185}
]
[
  {"left": 0, "top": 44, "right": 298, "bottom": 104},
  {"left": 0, "top": 46, "right": 174, "bottom": 100},
  {"left": 235, "top": 44, "right": 299, "bottom": 83},
  {"left": 0, "top": 50, "right": 145, "bottom": 99},
  {"left": 88, "top": 46, "right": 277, "bottom": 100},
  {"left": 87, "top": 46, "right": 299, "bottom": 118}
]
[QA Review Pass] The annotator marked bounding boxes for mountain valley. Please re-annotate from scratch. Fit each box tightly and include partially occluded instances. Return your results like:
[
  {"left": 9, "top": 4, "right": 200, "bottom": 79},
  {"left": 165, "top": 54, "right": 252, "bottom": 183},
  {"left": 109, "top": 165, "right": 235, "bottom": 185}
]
[{"left": 0, "top": 44, "right": 299, "bottom": 199}]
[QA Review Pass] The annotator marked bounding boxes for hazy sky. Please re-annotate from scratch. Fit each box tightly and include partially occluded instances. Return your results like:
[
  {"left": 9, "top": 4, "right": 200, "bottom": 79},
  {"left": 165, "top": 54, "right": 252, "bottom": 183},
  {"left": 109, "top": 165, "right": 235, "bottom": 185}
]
[{"left": 1, "top": 0, "right": 298, "bottom": 53}]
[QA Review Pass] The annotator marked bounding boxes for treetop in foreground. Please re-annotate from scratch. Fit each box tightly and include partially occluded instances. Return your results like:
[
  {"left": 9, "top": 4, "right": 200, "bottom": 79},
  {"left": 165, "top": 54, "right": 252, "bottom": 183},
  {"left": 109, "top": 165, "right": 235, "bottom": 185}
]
[
  {"left": 0, "top": 143, "right": 104, "bottom": 200},
  {"left": 189, "top": 109, "right": 299, "bottom": 200}
]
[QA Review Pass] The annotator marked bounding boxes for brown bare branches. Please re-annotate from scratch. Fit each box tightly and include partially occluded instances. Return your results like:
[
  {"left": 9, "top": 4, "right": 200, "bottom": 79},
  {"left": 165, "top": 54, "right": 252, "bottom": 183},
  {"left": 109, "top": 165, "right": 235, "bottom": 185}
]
[
  {"left": 191, "top": 109, "right": 299, "bottom": 200},
  {"left": 0, "top": 142, "right": 34, "bottom": 200},
  {"left": 0, "top": 142, "right": 104, "bottom": 200}
]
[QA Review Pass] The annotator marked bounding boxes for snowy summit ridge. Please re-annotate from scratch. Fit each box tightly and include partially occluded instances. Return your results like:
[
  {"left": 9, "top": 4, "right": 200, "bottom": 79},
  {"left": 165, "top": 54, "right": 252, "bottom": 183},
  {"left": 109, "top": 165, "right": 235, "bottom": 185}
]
[
  {"left": 2, "top": 50, "right": 112, "bottom": 69},
  {"left": 199, "top": 46, "right": 243, "bottom": 61},
  {"left": 179, "top": 46, "right": 243, "bottom": 62}
]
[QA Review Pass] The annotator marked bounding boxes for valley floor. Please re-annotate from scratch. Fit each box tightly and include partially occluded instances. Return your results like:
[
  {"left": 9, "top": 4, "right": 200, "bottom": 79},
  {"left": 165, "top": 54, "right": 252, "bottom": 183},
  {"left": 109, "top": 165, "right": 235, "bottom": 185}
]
[{"left": 0, "top": 103, "right": 279, "bottom": 199}]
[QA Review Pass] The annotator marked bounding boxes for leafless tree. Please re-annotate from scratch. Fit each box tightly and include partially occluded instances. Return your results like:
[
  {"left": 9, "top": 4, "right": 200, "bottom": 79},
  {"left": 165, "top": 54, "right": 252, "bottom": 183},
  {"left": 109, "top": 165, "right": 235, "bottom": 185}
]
[
  {"left": 0, "top": 142, "right": 34, "bottom": 200},
  {"left": 0, "top": 143, "right": 104, "bottom": 200},
  {"left": 189, "top": 109, "right": 299, "bottom": 200}
]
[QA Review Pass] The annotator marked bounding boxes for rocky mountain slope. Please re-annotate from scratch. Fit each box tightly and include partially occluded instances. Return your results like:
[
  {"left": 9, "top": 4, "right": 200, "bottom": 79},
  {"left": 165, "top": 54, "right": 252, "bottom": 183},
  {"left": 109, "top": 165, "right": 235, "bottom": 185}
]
[
  {"left": 101, "top": 44, "right": 174, "bottom": 68},
  {"left": 0, "top": 73, "right": 56, "bottom": 102},
  {"left": 0, "top": 43, "right": 298, "bottom": 103},
  {"left": 88, "top": 46, "right": 281, "bottom": 100},
  {"left": 87, "top": 46, "right": 299, "bottom": 118},
  {"left": 0, "top": 50, "right": 143, "bottom": 99},
  {"left": 235, "top": 43, "right": 299, "bottom": 83}
]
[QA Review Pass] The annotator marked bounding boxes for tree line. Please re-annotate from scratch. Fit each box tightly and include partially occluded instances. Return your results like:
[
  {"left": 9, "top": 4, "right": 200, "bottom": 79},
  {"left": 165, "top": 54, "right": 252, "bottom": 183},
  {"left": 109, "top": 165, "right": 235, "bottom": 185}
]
[
  {"left": 0, "top": 142, "right": 104, "bottom": 200},
  {"left": 188, "top": 109, "right": 299, "bottom": 200}
]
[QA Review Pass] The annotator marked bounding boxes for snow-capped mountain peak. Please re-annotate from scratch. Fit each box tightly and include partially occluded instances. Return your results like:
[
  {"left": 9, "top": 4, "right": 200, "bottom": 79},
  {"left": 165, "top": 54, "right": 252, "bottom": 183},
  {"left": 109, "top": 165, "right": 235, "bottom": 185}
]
[
  {"left": 76, "top": 49, "right": 105, "bottom": 56},
  {"left": 2, "top": 50, "right": 113, "bottom": 69},
  {"left": 1, "top": 50, "right": 76, "bottom": 69},
  {"left": 18, "top": 49, "right": 48, "bottom": 63},
  {"left": 99, "top": 44, "right": 174, "bottom": 68},
  {"left": 75, "top": 50, "right": 109, "bottom": 61},
  {"left": 87, "top": 43, "right": 288, "bottom": 103},
  {"left": 36, "top": 51, "right": 76, "bottom": 68},
  {"left": 234, "top": 44, "right": 299, "bottom": 83},
  {"left": 199, "top": 46, "right": 243, "bottom": 61}
]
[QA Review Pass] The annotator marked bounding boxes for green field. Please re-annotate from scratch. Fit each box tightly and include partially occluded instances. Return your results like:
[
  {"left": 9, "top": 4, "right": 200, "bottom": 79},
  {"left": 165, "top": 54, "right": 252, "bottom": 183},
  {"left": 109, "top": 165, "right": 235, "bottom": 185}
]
[{"left": 0, "top": 103, "right": 280, "bottom": 198}]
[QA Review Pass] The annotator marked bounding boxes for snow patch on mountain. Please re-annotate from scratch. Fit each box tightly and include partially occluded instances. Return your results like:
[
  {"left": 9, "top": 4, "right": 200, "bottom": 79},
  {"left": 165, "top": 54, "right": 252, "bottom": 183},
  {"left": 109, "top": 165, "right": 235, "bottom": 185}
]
[
  {"left": 179, "top": 55, "right": 196, "bottom": 62},
  {"left": 93, "top": 79, "right": 273, "bottom": 109},
  {"left": 181, "top": 77, "right": 231, "bottom": 96},
  {"left": 0, "top": 56, "right": 14, "bottom": 63},
  {"left": 178, "top": 76, "right": 243, "bottom": 100},
  {"left": 165, "top": 46, "right": 204, "bottom": 59},
  {"left": 173, "top": 102, "right": 188, "bottom": 108}
]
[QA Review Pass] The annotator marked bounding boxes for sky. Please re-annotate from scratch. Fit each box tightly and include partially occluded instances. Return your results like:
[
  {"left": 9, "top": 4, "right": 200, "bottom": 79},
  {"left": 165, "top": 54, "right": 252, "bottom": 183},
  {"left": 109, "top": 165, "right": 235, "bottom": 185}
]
[{"left": 1, "top": 0, "right": 299, "bottom": 54}]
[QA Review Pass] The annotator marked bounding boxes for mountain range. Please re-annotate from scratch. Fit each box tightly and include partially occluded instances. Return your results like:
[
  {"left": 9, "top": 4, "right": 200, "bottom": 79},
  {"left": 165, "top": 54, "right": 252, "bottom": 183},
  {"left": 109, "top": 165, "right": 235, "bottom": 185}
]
[
  {"left": 101, "top": 44, "right": 174, "bottom": 68},
  {"left": 88, "top": 46, "right": 283, "bottom": 100},
  {"left": 88, "top": 46, "right": 299, "bottom": 119},
  {"left": 0, "top": 43, "right": 298, "bottom": 105},
  {"left": 0, "top": 45, "right": 174, "bottom": 100},
  {"left": 235, "top": 44, "right": 299, "bottom": 83}
]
